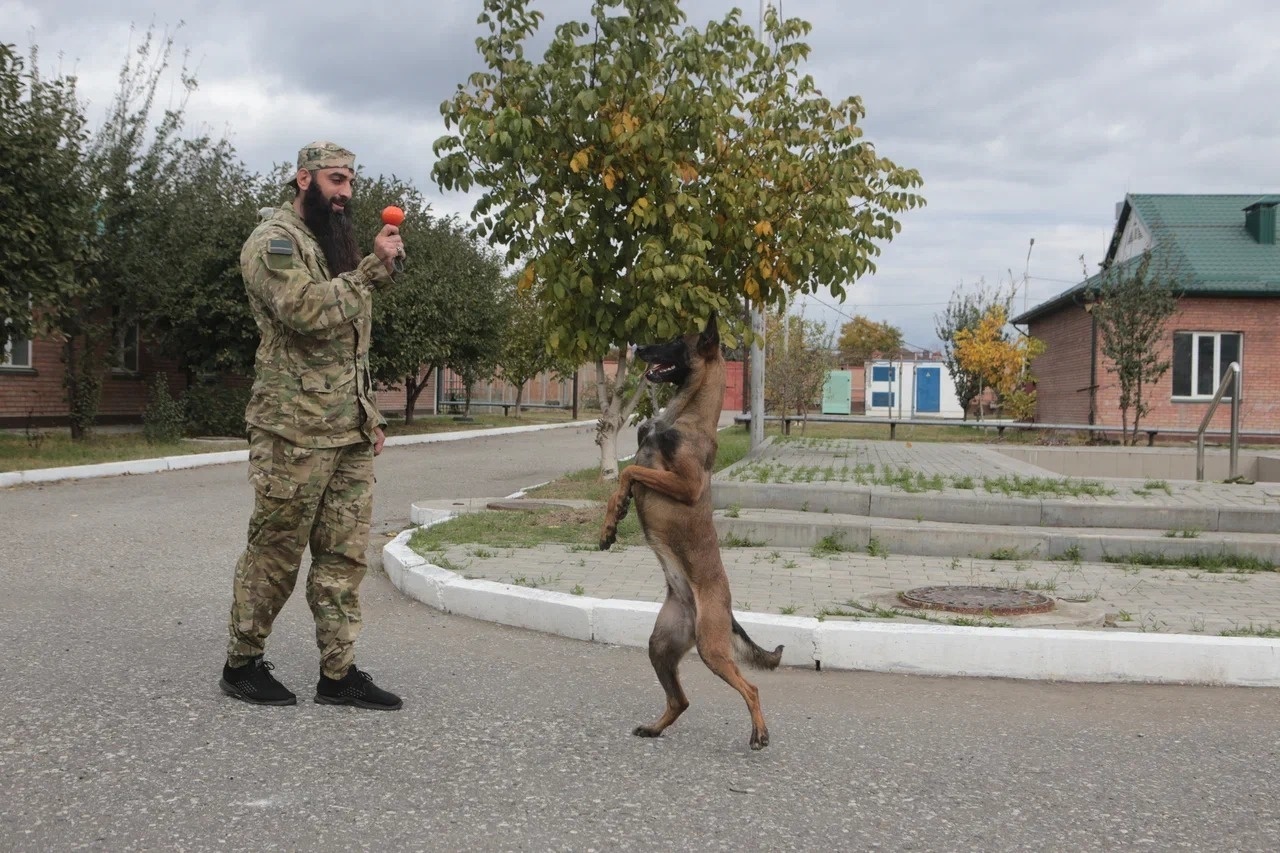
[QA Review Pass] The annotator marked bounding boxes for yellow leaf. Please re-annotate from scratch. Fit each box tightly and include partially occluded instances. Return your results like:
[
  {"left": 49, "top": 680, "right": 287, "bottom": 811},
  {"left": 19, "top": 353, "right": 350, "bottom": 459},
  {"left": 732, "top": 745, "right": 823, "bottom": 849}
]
[
  {"left": 570, "top": 149, "right": 590, "bottom": 174},
  {"left": 678, "top": 162, "right": 699, "bottom": 184},
  {"left": 603, "top": 168, "right": 617, "bottom": 191},
  {"left": 754, "top": 220, "right": 774, "bottom": 236},
  {"left": 518, "top": 264, "right": 535, "bottom": 292}
]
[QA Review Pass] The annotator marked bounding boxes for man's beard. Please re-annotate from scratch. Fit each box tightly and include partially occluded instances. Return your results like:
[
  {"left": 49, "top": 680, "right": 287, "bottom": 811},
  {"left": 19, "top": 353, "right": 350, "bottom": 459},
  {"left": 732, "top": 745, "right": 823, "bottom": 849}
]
[{"left": 301, "top": 180, "right": 362, "bottom": 275}]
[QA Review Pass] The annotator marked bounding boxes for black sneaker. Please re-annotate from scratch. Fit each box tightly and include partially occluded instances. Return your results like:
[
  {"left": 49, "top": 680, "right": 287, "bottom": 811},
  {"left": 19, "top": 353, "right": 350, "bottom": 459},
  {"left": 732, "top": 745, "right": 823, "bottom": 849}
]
[
  {"left": 315, "top": 666, "right": 403, "bottom": 711},
  {"left": 220, "top": 658, "right": 296, "bottom": 706}
]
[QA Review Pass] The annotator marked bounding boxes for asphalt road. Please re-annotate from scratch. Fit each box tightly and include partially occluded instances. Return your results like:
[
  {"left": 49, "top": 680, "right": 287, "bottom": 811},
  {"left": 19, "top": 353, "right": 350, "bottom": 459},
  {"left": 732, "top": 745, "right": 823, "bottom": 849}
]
[{"left": 2, "top": 423, "right": 1279, "bottom": 852}]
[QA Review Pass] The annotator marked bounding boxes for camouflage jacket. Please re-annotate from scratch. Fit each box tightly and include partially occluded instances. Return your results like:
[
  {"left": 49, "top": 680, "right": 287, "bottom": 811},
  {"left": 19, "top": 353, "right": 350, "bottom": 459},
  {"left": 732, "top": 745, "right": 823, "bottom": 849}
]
[{"left": 241, "top": 206, "right": 394, "bottom": 447}]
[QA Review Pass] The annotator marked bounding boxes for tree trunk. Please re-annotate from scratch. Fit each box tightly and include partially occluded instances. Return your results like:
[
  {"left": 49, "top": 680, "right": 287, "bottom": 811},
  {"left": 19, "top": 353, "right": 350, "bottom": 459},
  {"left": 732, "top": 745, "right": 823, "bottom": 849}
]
[
  {"left": 514, "top": 385, "right": 524, "bottom": 419},
  {"left": 403, "top": 374, "right": 425, "bottom": 424},
  {"left": 463, "top": 382, "right": 473, "bottom": 417},
  {"left": 594, "top": 353, "right": 647, "bottom": 481}
]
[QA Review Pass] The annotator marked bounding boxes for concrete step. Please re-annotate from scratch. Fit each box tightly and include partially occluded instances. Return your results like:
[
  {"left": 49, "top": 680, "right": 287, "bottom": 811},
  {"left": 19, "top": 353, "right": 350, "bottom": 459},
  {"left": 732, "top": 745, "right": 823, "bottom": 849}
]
[
  {"left": 711, "top": 481, "right": 1279, "bottom": 535},
  {"left": 713, "top": 508, "right": 1280, "bottom": 565}
]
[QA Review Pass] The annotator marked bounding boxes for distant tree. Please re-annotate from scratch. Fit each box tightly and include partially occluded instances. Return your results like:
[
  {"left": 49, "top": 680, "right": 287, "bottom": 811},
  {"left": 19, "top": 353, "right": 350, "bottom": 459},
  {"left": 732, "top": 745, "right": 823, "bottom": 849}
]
[
  {"left": 135, "top": 141, "right": 266, "bottom": 378},
  {"left": 1086, "top": 250, "right": 1181, "bottom": 446},
  {"left": 952, "top": 305, "right": 1044, "bottom": 422},
  {"left": 64, "top": 26, "right": 210, "bottom": 438},
  {"left": 935, "top": 280, "right": 1009, "bottom": 419},
  {"left": 499, "top": 283, "right": 573, "bottom": 417},
  {"left": 765, "top": 314, "right": 835, "bottom": 432},
  {"left": 837, "top": 315, "right": 903, "bottom": 364},
  {"left": 0, "top": 43, "right": 93, "bottom": 348}
]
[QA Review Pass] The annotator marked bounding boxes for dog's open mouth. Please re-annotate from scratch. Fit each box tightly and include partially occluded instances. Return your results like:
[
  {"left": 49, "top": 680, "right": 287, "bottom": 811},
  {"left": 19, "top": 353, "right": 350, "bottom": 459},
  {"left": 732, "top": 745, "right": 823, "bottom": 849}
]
[{"left": 644, "top": 362, "right": 680, "bottom": 382}]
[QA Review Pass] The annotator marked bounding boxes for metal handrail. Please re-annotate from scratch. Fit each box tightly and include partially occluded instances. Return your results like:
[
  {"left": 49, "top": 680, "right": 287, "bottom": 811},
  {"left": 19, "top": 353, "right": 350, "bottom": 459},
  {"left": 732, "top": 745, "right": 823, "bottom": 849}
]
[{"left": 1195, "top": 362, "right": 1241, "bottom": 482}]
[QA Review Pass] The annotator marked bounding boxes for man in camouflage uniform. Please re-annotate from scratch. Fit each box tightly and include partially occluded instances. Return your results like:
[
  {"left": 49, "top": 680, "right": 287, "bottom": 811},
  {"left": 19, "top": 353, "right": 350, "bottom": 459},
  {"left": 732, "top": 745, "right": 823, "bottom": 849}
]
[{"left": 220, "top": 141, "right": 404, "bottom": 710}]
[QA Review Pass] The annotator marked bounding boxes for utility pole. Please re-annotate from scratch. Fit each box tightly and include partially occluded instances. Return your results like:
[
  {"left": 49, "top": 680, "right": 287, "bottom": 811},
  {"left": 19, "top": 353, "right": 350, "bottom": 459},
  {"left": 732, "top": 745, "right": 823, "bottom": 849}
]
[{"left": 748, "top": 0, "right": 773, "bottom": 450}]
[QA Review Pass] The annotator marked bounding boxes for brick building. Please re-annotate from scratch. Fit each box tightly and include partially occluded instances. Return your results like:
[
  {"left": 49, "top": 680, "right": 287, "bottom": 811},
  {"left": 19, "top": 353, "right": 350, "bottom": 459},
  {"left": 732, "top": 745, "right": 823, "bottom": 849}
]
[{"left": 1013, "top": 194, "right": 1280, "bottom": 435}]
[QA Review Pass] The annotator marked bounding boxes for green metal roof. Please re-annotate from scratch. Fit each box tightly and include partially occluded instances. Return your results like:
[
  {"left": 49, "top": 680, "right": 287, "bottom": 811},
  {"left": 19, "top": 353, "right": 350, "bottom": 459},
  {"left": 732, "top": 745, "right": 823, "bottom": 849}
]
[{"left": 1013, "top": 193, "right": 1280, "bottom": 324}]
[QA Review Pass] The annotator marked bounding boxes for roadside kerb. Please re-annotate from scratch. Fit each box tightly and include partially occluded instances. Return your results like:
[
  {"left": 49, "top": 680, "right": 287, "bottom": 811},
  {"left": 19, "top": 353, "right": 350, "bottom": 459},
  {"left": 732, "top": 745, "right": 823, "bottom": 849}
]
[
  {"left": 0, "top": 420, "right": 597, "bottom": 488},
  {"left": 383, "top": 513, "right": 1280, "bottom": 688}
]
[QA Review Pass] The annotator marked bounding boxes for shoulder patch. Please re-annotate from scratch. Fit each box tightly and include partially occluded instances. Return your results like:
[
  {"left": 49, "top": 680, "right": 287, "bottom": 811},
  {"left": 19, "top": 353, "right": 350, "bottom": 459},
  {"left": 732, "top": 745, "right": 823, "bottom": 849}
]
[{"left": 266, "top": 238, "right": 294, "bottom": 255}]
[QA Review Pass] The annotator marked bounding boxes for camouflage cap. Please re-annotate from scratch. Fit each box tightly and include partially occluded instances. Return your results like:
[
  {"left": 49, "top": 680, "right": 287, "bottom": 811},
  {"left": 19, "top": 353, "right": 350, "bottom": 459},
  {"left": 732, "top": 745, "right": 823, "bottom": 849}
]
[{"left": 288, "top": 141, "right": 356, "bottom": 186}]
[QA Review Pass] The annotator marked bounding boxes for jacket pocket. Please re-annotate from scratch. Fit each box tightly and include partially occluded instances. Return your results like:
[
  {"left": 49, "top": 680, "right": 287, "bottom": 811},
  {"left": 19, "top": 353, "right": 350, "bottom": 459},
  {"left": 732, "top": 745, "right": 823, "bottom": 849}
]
[
  {"left": 300, "top": 365, "right": 356, "bottom": 394},
  {"left": 248, "top": 466, "right": 300, "bottom": 500}
]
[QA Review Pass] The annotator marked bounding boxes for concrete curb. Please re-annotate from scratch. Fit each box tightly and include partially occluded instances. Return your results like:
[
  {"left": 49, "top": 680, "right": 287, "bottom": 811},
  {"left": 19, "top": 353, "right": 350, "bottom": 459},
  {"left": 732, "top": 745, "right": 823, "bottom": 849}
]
[
  {"left": 383, "top": 515, "right": 1280, "bottom": 688},
  {"left": 0, "top": 420, "right": 598, "bottom": 488}
]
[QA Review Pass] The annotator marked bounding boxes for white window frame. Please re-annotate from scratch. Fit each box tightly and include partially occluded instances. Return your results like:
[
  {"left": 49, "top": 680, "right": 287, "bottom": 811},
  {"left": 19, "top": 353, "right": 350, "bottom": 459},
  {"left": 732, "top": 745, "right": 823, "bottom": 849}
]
[
  {"left": 1172, "top": 331, "right": 1242, "bottom": 400},
  {"left": 2, "top": 319, "right": 33, "bottom": 369}
]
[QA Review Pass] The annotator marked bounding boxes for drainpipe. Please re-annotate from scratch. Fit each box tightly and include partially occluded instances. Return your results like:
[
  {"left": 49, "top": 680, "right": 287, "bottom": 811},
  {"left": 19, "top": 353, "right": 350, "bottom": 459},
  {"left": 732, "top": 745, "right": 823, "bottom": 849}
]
[{"left": 1088, "top": 309, "right": 1098, "bottom": 425}]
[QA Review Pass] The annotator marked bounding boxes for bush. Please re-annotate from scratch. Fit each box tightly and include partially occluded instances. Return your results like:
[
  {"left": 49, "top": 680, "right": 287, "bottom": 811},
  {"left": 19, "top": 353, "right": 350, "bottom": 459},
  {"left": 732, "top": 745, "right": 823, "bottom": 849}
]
[
  {"left": 143, "top": 374, "right": 186, "bottom": 444},
  {"left": 182, "top": 383, "right": 251, "bottom": 437}
]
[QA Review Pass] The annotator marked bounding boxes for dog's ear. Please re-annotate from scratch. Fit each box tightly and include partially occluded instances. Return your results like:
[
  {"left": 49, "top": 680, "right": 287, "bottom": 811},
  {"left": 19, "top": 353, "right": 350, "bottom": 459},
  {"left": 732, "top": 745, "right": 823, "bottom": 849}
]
[{"left": 698, "top": 311, "right": 720, "bottom": 354}]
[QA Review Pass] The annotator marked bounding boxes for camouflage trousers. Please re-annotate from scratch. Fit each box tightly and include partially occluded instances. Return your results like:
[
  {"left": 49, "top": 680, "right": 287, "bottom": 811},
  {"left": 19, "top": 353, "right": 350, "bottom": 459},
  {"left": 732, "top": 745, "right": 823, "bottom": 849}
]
[{"left": 226, "top": 427, "right": 374, "bottom": 679}]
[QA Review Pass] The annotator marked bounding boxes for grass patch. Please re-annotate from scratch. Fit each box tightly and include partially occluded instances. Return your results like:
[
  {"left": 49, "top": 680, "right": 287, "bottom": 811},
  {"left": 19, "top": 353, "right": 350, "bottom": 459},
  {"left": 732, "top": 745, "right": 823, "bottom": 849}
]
[
  {"left": 983, "top": 474, "right": 1115, "bottom": 498},
  {"left": 988, "top": 546, "right": 1035, "bottom": 561},
  {"left": 811, "top": 534, "right": 854, "bottom": 557},
  {"left": 1144, "top": 479, "right": 1173, "bottom": 495},
  {"left": 1221, "top": 623, "right": 1280, "bottom": 638},
  {"left": 409, "top": 506, "right": 641, "bottom": 553},
  {"left": 1101, "top": 551, "right": 1274, "bottom": 573},
  {"left": 0, "top": 431, "right": 238, "bottom": 473}
]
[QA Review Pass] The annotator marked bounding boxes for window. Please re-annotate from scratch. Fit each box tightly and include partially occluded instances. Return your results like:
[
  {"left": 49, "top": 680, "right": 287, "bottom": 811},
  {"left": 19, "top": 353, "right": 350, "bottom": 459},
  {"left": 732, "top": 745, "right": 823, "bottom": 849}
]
[
  {"left": 112, "top": 320, "right": 140, "bottom": 374},
  {"left": 1172, "top": 332, "right": 1241, "bottom": 399},
  {"left": 871, "top": 365, "right": 896, "bottom": 382},
  {"left": 871, "top": 391, "right": 895, "bottom": 408},
  {"left": 2, "top": 324, "right": 32, "bottom": 369}
]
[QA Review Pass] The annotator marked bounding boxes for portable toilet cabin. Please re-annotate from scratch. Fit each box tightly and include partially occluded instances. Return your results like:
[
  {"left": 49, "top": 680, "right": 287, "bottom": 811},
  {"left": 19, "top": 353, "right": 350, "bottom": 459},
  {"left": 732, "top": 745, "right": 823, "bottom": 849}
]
[{"left": 864, "top": 359, "right": 963, "bottom": 419}]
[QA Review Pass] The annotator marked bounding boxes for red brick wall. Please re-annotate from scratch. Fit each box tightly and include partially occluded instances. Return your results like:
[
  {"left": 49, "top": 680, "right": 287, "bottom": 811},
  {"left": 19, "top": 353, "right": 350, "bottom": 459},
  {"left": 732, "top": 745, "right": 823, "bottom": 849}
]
[
  {"left": 1029, "top": 297, "right": 1280, "bottom": 432},
  {"left": 0, "top": 336, "right": 187, "bottom": 426},
  {"left": 1026, "top": 305, "right": 1095, "bottom": 423}
]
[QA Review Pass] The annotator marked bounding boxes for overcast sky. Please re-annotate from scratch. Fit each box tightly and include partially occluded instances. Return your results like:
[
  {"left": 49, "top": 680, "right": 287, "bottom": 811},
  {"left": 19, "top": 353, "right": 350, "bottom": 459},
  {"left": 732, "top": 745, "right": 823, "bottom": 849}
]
[{"left": 9, "top": 0, "right": 1280, "bottom": 349}]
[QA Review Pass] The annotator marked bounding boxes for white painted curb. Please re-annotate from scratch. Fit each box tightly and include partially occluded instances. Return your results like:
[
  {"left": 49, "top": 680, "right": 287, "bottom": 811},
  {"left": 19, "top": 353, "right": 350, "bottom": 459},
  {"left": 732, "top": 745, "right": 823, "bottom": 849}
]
[
  {"left": 0, "top": 420, "right": 598, "bottom": 488},
  {"left": 383, "top": 519, "right": 1280, "bottom": 689}
]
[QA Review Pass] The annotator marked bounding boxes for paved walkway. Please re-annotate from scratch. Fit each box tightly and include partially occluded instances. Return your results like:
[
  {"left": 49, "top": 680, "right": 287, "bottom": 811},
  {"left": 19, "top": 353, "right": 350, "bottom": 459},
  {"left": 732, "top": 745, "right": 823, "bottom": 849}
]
[{"left": 409, "top": 436, "right": 1280, "bottom": 638}]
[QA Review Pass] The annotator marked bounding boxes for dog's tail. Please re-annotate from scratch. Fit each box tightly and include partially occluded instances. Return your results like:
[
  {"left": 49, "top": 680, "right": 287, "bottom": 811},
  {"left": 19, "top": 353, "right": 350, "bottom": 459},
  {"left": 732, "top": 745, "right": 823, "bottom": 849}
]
[{"left": 731, "top": 616, "right": 784, "bottom": 670}]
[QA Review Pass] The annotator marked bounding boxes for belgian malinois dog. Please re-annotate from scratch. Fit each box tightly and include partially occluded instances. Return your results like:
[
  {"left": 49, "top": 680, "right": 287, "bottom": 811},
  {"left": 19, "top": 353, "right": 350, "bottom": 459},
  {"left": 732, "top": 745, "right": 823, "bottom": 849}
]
[{"left": 600, "top": 312, "right": 783, "bottom": 750}]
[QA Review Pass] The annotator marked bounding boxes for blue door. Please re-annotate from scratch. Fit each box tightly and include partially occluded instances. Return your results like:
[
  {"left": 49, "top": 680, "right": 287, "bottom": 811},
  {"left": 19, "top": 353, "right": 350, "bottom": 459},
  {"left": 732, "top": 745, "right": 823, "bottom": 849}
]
[{"left": 915, "top": 367, "right": 941, "bottom": 413}]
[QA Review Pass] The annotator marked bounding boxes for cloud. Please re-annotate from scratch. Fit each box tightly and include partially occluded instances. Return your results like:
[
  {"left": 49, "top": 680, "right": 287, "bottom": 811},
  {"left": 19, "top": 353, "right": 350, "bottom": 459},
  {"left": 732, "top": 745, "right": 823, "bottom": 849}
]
[{"left": 15, "top": 0, "right": 1280, "bottom": 347}]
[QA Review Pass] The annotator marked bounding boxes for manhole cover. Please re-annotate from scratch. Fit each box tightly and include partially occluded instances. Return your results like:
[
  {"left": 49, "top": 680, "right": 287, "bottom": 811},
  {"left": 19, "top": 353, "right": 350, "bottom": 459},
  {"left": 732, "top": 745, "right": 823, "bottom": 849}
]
[{"left": 898, "top": 585, "right": 1055, "bottom": 616}]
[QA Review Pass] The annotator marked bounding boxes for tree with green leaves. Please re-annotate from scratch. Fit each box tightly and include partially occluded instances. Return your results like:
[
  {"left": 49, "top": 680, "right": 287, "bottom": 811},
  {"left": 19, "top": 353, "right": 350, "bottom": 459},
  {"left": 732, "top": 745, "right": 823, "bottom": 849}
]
[
  {"left": 354, "top": 177, "right": 509, "bottom": 423},
  {"left": 1087, "top": 250, "right": 1181, "bottom": 445},
  {"left": 935, "top": 279, "right": 1009, "bottom": 419},
  {"left": 499, "top": 283, "right": 573, "bottom": 417},
  {"left": 837, "top": 315, "right": 903, "bottom": 365},
  {"left": 434, "top": 0, "right": 923, "bottom": 478},
  {"left": 133, "top": 140, "right": 268, "bottom": 379},
  {"left": 765, "top": 314, "right": 834, "bottom": 433},
  {"left": 0, "top": 43, "right": 93, "bottom": 350}
]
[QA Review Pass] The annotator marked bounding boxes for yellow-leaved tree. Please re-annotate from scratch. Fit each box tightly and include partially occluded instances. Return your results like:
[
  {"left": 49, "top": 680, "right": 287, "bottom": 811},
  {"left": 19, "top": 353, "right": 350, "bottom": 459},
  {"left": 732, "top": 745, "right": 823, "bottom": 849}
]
[{"left": 952, "top": 306, "right": 1045, "bottom": 421}]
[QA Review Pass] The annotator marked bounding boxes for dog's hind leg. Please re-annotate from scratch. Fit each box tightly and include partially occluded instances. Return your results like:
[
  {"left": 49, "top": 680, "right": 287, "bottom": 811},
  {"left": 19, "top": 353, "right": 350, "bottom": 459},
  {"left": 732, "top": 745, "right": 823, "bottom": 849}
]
[
  {"left": 692, "top": 595, "right": 771, "bottom": 750},
  {"left": 633, "top": 592, "right": 696, "bottom": 739}
]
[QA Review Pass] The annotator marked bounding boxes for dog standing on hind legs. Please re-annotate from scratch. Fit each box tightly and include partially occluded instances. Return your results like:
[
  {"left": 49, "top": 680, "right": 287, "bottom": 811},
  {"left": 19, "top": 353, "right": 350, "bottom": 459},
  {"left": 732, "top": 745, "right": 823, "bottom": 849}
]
[{"left": 599, "top": 312, "right": 783, "bottom": 750}]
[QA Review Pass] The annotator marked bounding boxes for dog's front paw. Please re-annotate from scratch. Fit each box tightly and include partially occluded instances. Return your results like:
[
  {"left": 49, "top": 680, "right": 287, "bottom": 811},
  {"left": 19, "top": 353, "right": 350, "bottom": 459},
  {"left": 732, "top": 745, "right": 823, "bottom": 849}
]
[
  {"left": 599, "top": 524, "right": 617, "bottom": 550},
  {"left": 750, "top": 727, "right": 770, "bottom": 750},
  {"left": 633, "top": 725, "right": 662, "bottom": 739}
]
